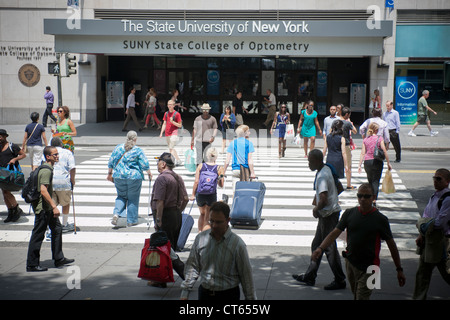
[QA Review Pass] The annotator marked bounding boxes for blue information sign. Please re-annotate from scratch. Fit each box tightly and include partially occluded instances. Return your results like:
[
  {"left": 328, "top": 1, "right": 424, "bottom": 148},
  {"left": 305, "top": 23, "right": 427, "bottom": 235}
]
[{"left": 395, "top": 76, "right": 418, "bottom": 125}]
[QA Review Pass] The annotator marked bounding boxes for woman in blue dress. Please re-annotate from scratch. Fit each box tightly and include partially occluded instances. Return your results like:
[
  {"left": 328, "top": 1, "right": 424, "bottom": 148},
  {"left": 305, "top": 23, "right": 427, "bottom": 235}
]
[
  {"left": 270, "top": 104, "right": 290, "bottom": 158},
  {"left": 323, "top": 120, "right": 348, "bottom": 179},
  {"left": 297, "top": 101, "right": 322, "bottom": 157}
]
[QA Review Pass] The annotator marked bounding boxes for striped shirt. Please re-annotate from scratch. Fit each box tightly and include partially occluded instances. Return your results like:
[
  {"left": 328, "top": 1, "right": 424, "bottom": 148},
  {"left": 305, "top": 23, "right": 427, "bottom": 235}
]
[{"left": 181, "top": 227, "right": 256, "bottom": 300}]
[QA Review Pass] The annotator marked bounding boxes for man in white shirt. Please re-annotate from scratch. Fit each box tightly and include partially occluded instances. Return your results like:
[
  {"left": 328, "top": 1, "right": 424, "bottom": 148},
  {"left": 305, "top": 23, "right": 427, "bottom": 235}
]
[
  {"left": 181, "top": 201, "right": 256, "bottom": 300},
  {"left": 50, "top": 137, "right": 76, "bottom": 232},
  {"left": 292, "top": 149, "right": 346, "bottom": 290},
  {"left": 262, "top": 89, "right": 277, "bottom": 128},
  {"left": 323, "top": 105, "right": 338, "bottom": 139},
  {"left": 122, "top": 87, "right": 143, "bottom": 132}
]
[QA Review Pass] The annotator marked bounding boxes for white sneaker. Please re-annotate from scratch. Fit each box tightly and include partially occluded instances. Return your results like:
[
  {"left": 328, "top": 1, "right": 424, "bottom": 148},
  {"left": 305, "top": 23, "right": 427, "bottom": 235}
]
[
  {"left": 408, "top": 131, "right": 416, "bottom": 137},
  {"left": 430, "top": 131, "right": 439, "bottom": 136},
  {"left": 111, "top": 214, "right": 119, "bottom": 226}
]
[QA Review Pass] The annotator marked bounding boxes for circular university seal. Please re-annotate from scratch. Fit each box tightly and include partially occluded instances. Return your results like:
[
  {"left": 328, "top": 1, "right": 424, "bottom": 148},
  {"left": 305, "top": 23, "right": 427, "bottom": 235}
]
[{"left": 18, "top": 64, "right": 40, "bottom": 87}]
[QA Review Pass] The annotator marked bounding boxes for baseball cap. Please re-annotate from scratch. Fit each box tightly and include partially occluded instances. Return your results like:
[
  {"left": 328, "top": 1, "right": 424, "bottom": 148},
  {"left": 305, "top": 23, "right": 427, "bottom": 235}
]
[
  {"left": 0, "top": 129, "right": 9, "bottom": 137},
  {"left": 155, "top": 152, "right": 175, "bottom": 166}
]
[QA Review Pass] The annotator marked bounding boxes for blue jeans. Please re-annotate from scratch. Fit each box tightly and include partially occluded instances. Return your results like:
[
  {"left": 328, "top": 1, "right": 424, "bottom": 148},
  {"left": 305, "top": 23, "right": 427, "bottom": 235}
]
[{"left": 113, "top": 178, "right": 142, "bottom": 224}]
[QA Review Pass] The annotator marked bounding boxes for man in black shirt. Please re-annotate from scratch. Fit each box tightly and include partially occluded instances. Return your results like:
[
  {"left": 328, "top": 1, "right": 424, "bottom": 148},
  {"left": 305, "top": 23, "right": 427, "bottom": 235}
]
[{"left": 232, "top": 91, "right": 247, "bottom": 126}]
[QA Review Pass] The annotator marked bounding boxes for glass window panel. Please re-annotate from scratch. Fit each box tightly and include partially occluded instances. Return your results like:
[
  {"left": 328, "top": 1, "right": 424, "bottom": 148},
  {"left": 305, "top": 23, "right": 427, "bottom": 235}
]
[
  {"left": 244, "top": 101, "right": 259, "bottom": 114},
  {"left": 318, "top": 58, "right": 327, "bottom": 70},
  {"left": 242, "top": 72, "right": 259, "bottom": 96},
  {"left": 297, "top": 74, "right": 315, "bottom": 103},
  {"left": 153, "top": 57, "right": 166, "bottom": 68},
  {"left": 153, "top": 70, "right": 166, "bottom": 96},
  {"left": 296, "top": 58, "right": 317, "bottom": 70},
  {"left": 222, "top": 72, "right": 240, "bottom": 95},
  {"left": 168, "top": 72, "right": 184, "bottom": 95},
  {"left": 262, "top": 59, "right": 275, "bottom": 70},
  {"left": 408, "top": 69, "right": 425, "bottom": 80},
  {"left": 426, "top": 69, "right": 443, "bottom": 81},
  {"left": 207, "top": 58, "right": 221, "bottom": 69},
  {"left": 189, "top": 72, "right": 204, "bottom": 95},
  {"left": 277, "top": 73, "right": 293, "bottom": 96}
]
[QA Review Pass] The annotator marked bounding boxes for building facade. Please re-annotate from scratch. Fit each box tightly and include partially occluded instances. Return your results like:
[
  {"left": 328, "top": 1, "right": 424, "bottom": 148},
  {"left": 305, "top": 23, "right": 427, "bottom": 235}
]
[{"left": 1, "top": 1, "right": 449, "bottom": 125}]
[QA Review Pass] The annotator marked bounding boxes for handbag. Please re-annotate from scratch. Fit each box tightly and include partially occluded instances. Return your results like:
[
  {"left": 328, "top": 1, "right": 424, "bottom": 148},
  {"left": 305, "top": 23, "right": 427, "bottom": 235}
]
[
  {"left": 373, "top": 136, "right": 385, "bottom": 161},
  {"left": 184, "top": 147, "right": 196, "bottom": 173},
  {"left": 138, "top": 231, "right": 174, "bottom": 283},
  {"left": 0, "top": 164, "right": 25, "bottom": 191}
]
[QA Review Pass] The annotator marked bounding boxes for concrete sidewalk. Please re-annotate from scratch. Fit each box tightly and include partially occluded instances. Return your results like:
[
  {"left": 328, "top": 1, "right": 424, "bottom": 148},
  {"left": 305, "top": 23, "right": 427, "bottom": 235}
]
[{"left": 1, "top": 242, "right": 449, "bottom": 301}]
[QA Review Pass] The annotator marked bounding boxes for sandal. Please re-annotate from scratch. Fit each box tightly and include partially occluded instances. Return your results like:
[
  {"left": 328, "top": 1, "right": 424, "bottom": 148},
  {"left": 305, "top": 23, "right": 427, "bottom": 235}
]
[{"left": 346, "top": 186, "right": 357, "bottom": 190}]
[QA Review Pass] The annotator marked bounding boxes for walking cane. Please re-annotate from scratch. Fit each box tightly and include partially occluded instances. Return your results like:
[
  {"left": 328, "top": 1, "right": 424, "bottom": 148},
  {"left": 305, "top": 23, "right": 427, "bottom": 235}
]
[{"left": 71, "top": 185, "right": 77, "bottom": 235}]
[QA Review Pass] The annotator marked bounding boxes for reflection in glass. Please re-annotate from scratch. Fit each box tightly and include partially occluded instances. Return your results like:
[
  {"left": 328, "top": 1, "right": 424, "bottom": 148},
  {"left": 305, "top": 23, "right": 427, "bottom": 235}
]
[{"left": 297, "top": 74, "right": 315, "bottom": 103}]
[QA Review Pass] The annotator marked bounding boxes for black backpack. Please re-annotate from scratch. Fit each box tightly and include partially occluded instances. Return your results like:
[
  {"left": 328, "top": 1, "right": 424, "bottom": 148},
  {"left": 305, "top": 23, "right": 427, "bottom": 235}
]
[{"left": 22, "top": 165, "right": 53, "bottom": 204}]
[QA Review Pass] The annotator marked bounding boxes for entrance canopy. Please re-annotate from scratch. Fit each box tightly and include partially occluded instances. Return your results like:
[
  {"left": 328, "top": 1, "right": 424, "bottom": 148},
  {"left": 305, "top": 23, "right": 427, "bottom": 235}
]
[{"left": 44, "top": 19, "right": 392, "bottom": 57}]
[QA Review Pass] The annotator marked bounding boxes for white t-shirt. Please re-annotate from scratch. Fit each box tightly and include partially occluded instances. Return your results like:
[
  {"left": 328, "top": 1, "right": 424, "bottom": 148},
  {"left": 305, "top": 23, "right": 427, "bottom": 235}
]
[{"left": 314, "top": 165, "right": 340, "bottom": 217}]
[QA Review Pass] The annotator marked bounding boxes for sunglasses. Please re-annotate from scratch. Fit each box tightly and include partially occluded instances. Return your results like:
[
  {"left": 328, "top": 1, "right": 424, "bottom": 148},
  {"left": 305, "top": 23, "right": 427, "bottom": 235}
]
[
  {"left": 57, "top": 110, "right": 64, "bottom": 113},
  {"left": 433, "top": 176, "right": 443, "bottom": 182},
  {"left": 357, "top": 193, "right": 373, "bottom": 199}
]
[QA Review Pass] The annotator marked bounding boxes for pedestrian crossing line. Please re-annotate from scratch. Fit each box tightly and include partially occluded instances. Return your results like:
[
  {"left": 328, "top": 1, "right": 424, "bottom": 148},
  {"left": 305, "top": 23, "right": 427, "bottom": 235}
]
[
  {"left": 0, "top": 229, "right": 416, "bottom": 251},
  {"left": 1, "top": 215, "right": 417, "bottom": 234}
]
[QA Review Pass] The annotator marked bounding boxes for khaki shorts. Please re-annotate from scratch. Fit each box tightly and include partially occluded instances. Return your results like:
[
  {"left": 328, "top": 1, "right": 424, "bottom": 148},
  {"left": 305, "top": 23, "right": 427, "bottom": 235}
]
[
  {"left": 166, "top": 135, "right": 179, "bottom": 149},
  {"left": 28, "top": 145, "right": 44, "bottom": 166},
  {"left": 417, "top": 114, "right": 429, "bottom": 124},
  {"left": 345, "top": 145, "right": 352, "bottom": 166},
  {"left": 52, "top": 190, "right": 71, "bottom": 207}
]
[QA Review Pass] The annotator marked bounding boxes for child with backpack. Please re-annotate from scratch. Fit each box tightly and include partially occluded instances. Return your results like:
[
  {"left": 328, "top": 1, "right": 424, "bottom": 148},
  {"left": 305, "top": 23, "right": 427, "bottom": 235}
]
[{"left": 189, "top": 148, "right": 224, "bottom": 232}]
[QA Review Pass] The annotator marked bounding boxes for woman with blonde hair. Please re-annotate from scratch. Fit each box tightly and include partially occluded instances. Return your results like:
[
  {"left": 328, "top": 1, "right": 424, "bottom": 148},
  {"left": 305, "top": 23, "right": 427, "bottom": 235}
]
[
  {"left": 358, "top": 122, "right": 392, "bottom": 207},
  {"left": 189, "top": 147, "right": 224, "bottom": 231},
  {"left": 107, "top": 131, "right": 151, "bottom": 227},
  {"left": 223, "top": 125, "right": 256, "bottom": 193}
]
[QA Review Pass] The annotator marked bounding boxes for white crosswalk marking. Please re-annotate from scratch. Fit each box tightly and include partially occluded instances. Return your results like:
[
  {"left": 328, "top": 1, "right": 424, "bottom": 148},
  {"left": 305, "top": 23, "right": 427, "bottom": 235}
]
[{"left": 0, "top": 147, "right": 419, "bottom": 250}]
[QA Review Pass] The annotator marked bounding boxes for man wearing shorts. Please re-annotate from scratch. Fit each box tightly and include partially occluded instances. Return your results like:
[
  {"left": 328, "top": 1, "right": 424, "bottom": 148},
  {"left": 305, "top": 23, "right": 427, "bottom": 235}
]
[
  {"left": 160, "top": 100, "right": 183, "bottom": 166},
  {"left": 50, "top": 138, "right": 76, "bottom": 232},
  {"left": 408, "top": 90, "right": 438, "bottom": 137}
]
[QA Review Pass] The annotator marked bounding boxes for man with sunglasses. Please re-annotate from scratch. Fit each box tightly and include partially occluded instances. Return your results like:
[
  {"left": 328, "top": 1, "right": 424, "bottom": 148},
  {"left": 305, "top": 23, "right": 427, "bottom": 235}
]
[
  {"left": 413, "top": 169, "right": 450, "bottom": 299},
  {"left": 26, "top": 146, "right": 74, "bottom": 272},
  {"left": 311, "top": 183, "right": 405, "bottom": 299}
]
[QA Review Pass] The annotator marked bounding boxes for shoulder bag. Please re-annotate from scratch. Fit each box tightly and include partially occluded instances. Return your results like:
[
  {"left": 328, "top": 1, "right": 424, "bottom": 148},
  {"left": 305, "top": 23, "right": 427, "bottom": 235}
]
[{"left": 373, "top": 136, "right": 385, "bottom": 161}]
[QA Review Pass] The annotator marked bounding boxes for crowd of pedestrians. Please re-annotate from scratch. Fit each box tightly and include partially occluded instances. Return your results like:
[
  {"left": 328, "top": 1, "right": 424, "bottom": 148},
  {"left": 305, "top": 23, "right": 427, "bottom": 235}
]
[{"left": 0, "top": 86, "right": 448, "bottom": 301}]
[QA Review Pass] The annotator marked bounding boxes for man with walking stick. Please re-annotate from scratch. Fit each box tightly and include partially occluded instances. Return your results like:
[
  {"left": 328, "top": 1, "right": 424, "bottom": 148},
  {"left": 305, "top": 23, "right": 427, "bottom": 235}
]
[{"left": 50, "top": 137, "right": 77, "bottom": 233}]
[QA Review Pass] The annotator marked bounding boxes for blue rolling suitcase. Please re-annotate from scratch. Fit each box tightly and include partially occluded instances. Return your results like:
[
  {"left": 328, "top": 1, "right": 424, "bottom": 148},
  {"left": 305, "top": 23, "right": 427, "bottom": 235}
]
[
  {"left": 176, "top": 200, "right": 195, "bottom": 251},
  {"left": 230, "top": 180, "right": 266, "bottom": 229}
]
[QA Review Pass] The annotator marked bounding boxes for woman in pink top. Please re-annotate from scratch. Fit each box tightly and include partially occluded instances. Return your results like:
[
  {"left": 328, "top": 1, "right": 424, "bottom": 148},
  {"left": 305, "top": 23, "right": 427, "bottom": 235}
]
[{"left": 358, "top": 122, "right": 392, "bottom": 207}]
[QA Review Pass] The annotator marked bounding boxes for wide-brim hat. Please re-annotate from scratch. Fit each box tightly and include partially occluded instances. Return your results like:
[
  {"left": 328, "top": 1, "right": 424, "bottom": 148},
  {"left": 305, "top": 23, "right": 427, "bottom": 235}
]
[
  {"left": 0, "top": 129, "right": 9, "bottom": 137},
  {"left": 201, "top": 103, "right": 211, "bottom": 111}
]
